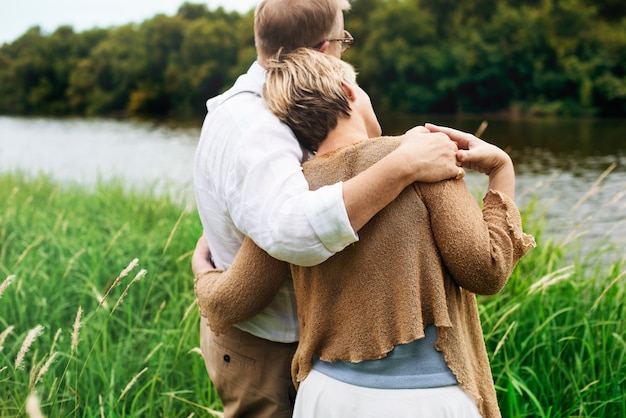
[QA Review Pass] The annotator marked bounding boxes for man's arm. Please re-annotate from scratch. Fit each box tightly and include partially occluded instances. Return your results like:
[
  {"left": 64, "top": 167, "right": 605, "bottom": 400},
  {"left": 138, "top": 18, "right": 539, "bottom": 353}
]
[
  {"left": 203, "top": 85, "right": 462, "bottom": 267},
  {"left": 229, "top": 124, "right": 460, "bottom": 266},
  {"left": 342, "top": 126, "right": 461, "bottom": 232}
]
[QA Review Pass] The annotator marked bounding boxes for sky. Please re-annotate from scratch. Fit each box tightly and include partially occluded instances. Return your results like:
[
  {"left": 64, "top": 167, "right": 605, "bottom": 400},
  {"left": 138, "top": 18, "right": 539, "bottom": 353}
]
[{"left": 0, "top": 0, "right": 260, "bottom": 44}]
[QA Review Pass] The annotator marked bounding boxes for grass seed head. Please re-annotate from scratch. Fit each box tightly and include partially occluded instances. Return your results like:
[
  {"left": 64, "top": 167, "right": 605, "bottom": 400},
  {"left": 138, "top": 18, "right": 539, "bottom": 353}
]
[
  {"left": 100, "top": 258, "right": 139, "bottom": 307},
  {"left": 0, "top": 325, "right": 16, "bottom": 352},
  {"left": 112, "top": 269, "right": 147, "bottom": 313},
  {"left": 71, "top": 307, "right": 83, "bottom": 353},
  {"left": 118, "top": 367, "right": 148, "bottom": 401},
  {"left": 34, "top": 352, "right": 58, "bottom": 386},
  {"left": 0, "top": 275, "right": 15, "bottom": 299},
  {"left": 15, "top": 325, "right": 44, "bottom": 370},
  {"left": 25, "top": 392, "right": 45, "bottom": 418}
]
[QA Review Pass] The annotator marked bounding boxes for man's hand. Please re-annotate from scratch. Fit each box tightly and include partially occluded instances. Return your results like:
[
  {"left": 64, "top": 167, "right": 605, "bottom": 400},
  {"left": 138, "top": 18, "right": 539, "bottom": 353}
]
[
  {"left": 397, "top": 126, "right": 463, "bottom": 183},
  {"left": 191, "top": 235, "right": 215, "bottom": 277},
  {"left": 342, "top": 125, "right": 463, "bottom": 232}
]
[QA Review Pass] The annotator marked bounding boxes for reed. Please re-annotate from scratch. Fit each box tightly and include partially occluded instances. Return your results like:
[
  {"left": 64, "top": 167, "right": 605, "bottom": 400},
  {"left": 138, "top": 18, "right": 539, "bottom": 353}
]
[
  {"left": 0, "top": 170, "right": 623, "bottom": 417},
  {"left": 0, "top": 172, "right": 221, "bottom": 417},
  {"left": 480, "top": 168, "right": 626, "bottom": 417}
]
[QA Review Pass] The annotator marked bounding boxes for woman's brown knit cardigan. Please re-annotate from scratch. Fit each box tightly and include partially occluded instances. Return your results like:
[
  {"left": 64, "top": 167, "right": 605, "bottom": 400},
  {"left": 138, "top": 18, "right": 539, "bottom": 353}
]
[{"left": 195, "top": 137, "right": 536, "bottom": 418}]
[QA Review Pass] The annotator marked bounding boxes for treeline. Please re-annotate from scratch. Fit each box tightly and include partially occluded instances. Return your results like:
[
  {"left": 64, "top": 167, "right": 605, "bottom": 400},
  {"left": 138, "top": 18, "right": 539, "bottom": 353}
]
[{"left": 0, "top": 0, "right": 625, "bottom": 118}]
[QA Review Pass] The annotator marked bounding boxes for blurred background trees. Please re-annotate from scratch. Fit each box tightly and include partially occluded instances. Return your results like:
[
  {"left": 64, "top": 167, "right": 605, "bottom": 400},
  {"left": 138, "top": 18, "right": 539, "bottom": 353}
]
[{"left": 0, "top": 0, "right": 624, "bottom": 118}]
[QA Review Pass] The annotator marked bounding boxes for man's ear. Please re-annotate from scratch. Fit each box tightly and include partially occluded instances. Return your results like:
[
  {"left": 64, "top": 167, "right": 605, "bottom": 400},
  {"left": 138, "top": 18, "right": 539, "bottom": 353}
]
[
  {"left": 318, "top": 40, "right": 330, "bottom": 53},
  {"left": 341, "top": 80, "right": 356, "bottom": 100}
]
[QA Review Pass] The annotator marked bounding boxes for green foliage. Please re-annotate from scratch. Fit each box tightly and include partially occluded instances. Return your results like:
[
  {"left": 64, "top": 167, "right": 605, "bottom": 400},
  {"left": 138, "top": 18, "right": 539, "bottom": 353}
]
[
  {"left": 353, "top": 0, "right": 626, "bottom": 115},
  {"left": 0, "top": 173, "right": 222, "bottom": 417},
  {"left": 348, "top": 0, "right": 626, "bottom": 115},
  {"left": 0, "top": 1, "right": 625, "bottom": 117},
  {"left": 356, "top": 0, "right": 446, "bottom": 113},
  {"left": 479, "top": 184, "right": 626, "bottom": 417},
  {"left": 0, "top": 171, "right": 624, "bottom": 416},
  {"left": 0, "top": 3, "right": 252, "bottom": 119}
]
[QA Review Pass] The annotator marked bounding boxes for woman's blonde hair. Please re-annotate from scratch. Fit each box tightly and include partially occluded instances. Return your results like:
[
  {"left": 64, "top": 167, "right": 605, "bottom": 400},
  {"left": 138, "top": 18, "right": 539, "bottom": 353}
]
[
  {"left": 264, "top": 48, "right": 356, "bottom": 152},
  {"left": 254, "top": 0, "right": 351, "bottom": 62}
]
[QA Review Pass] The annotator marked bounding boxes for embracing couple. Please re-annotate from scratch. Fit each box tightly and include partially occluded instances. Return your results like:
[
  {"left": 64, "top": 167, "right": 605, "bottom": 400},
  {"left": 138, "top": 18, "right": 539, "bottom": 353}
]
[{"left": 192, "top": 1, "right": 535, "bottom": 417}]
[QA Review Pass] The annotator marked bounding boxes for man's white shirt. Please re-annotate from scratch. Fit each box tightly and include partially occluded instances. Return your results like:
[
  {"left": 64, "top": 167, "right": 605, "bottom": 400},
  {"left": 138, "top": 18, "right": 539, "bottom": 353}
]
[{"left": 194, "top": 61, "right": 358, "bottom": 342}]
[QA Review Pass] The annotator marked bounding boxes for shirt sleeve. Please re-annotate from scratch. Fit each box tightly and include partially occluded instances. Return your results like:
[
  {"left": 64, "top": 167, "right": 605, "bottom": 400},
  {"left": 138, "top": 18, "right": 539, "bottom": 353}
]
[{"left": 226, "top": 118, "right": 358, "bottom": 267}]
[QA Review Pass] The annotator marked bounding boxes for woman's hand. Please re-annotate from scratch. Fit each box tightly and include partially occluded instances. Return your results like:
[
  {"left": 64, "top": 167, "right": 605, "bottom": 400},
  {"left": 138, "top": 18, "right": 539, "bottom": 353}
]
[
  {"left": 425, "top": 123, "right": 511, "bottom": 175},
  {"left": 425, "top": 123, "right": 516, "bottom": 199}
]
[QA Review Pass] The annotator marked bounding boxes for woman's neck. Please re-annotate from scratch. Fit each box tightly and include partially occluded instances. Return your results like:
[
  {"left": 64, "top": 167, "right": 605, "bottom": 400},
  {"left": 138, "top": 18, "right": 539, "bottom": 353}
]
[{"left": 316, "top": 116, "right": 369, "bottom": 155}]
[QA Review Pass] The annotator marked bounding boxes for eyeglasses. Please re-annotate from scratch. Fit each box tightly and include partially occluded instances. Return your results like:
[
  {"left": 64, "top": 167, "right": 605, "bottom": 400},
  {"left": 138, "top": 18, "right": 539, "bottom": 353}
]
[{"left": 324, "top": 30, "right": 354, "bottom": 54}]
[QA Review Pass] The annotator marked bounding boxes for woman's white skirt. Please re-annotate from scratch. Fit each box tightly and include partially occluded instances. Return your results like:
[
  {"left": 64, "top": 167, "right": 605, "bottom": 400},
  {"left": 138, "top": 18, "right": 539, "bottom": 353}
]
[{"left": 293, "top": 369, "right": 484, "bottom": 418}]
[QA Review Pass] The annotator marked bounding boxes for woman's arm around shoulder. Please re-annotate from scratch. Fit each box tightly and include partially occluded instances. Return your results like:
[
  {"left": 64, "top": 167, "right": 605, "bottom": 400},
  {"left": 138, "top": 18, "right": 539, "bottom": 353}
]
[{"left": 192, "top": 235, "right": 290, "bottom": 334}]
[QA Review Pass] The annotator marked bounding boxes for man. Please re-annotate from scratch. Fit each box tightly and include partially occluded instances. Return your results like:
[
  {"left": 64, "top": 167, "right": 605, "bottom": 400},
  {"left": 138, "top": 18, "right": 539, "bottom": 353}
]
[{"left": 193, "top": 0, "right": 462, "bottom": 416}]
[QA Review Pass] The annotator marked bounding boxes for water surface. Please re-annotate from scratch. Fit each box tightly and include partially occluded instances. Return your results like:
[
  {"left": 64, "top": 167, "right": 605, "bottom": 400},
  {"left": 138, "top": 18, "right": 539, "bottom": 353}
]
[{"left": 1, "top": 115, "right": 624, "bottom": 255}]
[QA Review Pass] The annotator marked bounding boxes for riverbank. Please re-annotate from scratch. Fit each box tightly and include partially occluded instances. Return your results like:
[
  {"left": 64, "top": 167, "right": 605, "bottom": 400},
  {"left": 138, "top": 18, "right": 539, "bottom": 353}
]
[{"left": 0, "top": 172, "right": 624, "bottom": 416}]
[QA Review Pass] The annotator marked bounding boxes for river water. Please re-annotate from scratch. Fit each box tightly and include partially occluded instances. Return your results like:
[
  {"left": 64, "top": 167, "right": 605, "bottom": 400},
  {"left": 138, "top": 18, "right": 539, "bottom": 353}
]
[
  {"left": 1, "top": 115, "right": 625, "bottom": 256},
  {"left": 0, "top": 116, "right": 199, "bottom": 204}
]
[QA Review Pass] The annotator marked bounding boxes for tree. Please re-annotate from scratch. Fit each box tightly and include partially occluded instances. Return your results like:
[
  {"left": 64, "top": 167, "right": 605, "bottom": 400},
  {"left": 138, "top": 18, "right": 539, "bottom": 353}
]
[{"left": 1, "top": 0, "right": 625, "bottom": 117}]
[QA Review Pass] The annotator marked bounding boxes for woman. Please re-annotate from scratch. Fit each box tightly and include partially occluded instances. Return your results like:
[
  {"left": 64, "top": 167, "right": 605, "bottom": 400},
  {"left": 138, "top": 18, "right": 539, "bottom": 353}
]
[{"left": 194, "top": 48, "right": 535, "bottom": 417}]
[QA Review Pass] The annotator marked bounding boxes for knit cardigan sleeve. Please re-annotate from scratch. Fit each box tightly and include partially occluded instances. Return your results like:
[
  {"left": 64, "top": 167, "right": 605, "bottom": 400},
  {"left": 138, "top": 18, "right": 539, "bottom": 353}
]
[
  {"left": 415, "top": 180, "right": 536, "bottom": 295},
  {"left": 194, "top": 237, "right": 290, "bottom": 335}
]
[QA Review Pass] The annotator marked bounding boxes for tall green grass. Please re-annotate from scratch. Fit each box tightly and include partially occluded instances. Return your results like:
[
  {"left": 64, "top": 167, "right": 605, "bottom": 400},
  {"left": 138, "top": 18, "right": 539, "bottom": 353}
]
[
  {"left": 0, "top": 172, "right": 222, "bottom": 417},
  {"left": 480, "top": 179, "right": 626, "bottom": 417},
  {"left": 0, "top": 171, "right": 624, "bottom": 417}
]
